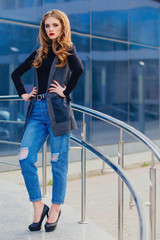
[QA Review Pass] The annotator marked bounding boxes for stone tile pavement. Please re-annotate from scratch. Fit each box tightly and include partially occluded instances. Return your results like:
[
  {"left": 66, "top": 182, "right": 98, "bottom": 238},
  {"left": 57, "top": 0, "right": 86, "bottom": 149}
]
[
  {"left": 64, "top": 164, "right": 160, "bottom": 240},
  {"left": 0, "top": 177, "right": 115, "bottom": 240}
]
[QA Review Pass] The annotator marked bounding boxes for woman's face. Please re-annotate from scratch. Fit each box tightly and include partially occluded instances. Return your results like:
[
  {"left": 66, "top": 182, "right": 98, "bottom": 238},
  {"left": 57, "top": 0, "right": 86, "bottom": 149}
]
[{"left": 44, "top": 16, "right": 62, "bottom": 41}]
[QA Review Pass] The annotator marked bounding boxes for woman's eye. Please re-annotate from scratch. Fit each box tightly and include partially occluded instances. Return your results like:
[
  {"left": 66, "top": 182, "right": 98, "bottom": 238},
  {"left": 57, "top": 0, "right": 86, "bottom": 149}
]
[{"left": 45, "top": 24, "right": 58, "bottom": 28}]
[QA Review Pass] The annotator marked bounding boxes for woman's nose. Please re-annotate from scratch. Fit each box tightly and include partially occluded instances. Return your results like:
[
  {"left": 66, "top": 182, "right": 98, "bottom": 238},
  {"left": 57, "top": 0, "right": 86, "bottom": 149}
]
[{"left": 50, "top": 26, "right": 54, "bottom": 31}]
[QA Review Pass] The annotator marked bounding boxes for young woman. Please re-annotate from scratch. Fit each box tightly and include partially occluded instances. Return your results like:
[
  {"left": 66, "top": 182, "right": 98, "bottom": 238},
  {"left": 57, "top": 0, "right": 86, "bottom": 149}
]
[{"left": 11, "top": 9, "right": 84, "bottom": 232}]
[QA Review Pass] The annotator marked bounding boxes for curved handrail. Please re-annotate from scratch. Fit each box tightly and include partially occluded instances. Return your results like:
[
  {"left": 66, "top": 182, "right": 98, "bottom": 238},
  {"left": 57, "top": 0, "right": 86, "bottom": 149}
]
[
  {"left": 70, "top": 135, "right": 150, "bottom": 240},
  {"left": 71, "top": 103, "right": 160, "bottom": 162}
]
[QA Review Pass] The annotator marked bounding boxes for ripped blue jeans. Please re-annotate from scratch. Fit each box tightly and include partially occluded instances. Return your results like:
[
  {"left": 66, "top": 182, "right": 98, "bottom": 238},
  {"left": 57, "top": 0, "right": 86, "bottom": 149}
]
[{"left": 19, "top": 98, "right": 70, "bottom": 204}]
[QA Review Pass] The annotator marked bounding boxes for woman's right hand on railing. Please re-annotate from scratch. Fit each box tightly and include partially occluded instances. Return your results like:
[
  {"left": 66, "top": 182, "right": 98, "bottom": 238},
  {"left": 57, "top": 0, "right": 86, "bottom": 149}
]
[{"left": 21, "top": 87, "right": 37, "bottom": 101}]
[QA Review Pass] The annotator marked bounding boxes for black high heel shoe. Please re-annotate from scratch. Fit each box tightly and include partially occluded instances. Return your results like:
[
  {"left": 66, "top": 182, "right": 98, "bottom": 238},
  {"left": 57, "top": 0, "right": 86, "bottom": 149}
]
[
  {"left": 28, "top": 204, "right": 49, "bottom": 231},
  {"left": 45, "top": 209, "right": 61, "bottom": 232}
]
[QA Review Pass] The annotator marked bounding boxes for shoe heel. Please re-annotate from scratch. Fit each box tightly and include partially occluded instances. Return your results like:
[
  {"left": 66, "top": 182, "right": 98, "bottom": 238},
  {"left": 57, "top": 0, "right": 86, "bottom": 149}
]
[{"left": 28, "top": 204, "right": 49, "bottom": 231}]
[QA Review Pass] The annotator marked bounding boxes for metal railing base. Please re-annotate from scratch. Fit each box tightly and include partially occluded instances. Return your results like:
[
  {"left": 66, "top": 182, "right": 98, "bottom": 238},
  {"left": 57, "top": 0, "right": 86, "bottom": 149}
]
[
  {"left": 42, "top": 194, "right": 48, "bottom": 198},
  {"left": 78, "top": 221, "right": 88, "bottom": 224}
]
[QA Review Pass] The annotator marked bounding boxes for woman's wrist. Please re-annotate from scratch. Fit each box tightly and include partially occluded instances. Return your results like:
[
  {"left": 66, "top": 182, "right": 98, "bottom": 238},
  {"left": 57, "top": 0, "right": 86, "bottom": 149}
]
[{"left": 21, "top": 93, "right": 29, "bottom": 101}]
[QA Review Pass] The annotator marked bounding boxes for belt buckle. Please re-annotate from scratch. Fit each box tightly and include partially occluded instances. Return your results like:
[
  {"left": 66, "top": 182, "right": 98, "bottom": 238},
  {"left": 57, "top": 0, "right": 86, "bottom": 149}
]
[{"left": 37, "top": 94, "right": 42, "bottom": 101}]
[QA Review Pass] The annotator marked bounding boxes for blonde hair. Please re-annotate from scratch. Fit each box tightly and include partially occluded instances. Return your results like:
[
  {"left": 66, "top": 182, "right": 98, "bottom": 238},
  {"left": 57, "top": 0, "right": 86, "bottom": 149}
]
[{"left": 33, "top": 9, "right": 72, "bottom": 68}]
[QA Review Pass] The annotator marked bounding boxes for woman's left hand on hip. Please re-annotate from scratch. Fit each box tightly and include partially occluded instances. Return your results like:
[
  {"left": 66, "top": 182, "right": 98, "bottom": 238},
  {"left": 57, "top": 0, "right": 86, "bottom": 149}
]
[{"left": 49, "top": 80, "right": 66, "bottom": 98}]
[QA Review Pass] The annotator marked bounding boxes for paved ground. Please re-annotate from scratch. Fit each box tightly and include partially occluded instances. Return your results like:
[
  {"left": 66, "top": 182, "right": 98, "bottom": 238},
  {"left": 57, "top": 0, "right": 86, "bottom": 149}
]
[
  {"left": 0, "top": 153, "right": 160, "bottom": 240},
  {"left": 0, "top": 178, "right": 115, "bottom": 240},
  {"left": 64, "top": 164, "right": 160, "bottom": 240}
]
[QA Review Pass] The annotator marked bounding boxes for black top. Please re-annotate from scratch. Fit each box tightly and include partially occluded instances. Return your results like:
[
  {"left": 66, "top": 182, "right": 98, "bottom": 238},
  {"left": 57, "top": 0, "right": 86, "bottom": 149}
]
[{"left": 11, "top": 43, "right": 84, "bottom": 97}]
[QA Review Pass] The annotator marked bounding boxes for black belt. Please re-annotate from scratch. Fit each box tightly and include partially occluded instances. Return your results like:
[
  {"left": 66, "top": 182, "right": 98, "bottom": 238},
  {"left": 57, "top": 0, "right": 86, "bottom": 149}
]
[{"left": 36, "top": 93, "right": 46, "bottom": 101}]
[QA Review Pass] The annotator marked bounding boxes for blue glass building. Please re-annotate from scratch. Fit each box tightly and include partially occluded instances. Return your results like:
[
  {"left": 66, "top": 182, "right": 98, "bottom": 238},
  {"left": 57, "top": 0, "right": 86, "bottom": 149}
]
[{"left": 0, "top": 0, "right": 160, "bottom": 150}]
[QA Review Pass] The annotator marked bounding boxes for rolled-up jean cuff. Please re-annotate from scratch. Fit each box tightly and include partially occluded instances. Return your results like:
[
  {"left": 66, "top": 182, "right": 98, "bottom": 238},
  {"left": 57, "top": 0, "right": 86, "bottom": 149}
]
[
  {"left": 30, "top": 197, "right": 42, "bottom": 202},
  {"left": 52, "top": 200, "right": 64, "bottom": 205}
]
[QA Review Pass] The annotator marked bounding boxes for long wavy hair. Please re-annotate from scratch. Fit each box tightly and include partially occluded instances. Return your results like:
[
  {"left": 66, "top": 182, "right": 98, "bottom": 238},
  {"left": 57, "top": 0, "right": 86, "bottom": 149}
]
[{"left": 33, "top": 9, "right": 72, "bottom": 68}]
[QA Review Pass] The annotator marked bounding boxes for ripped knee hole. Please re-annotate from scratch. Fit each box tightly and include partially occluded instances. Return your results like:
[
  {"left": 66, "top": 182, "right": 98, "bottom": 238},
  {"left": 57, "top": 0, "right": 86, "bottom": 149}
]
[
  {"left": 19, "top": 147, "right": 29, "bottom": 160},
  {"left": 51, "top": 153, "right": 59, "bottom": 162}
]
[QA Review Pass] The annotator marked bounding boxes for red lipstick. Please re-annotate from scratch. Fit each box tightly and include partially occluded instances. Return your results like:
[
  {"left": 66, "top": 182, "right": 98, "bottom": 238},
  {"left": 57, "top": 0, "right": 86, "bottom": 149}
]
[{"left": 49, "top": 33, "right": 55, "bottom": 36}]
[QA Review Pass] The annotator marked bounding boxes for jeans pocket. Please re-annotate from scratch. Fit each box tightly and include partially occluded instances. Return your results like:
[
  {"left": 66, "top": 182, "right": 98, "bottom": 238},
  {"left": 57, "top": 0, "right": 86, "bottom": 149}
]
[{"left": 51, "top": 96, "right": 70, "bottom": 123}]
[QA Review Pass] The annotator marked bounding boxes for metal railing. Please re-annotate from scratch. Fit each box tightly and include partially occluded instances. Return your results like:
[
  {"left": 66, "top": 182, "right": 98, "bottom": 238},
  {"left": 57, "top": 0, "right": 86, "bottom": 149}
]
[
  {"left": 71, "top": 136, "right": 150, "bottom": 240},
  {"left": 1, "top": 95, "right": 160, "bottom": 239},
  {"left": 71, "top": 103, "right": 160, "bottom": 240}
]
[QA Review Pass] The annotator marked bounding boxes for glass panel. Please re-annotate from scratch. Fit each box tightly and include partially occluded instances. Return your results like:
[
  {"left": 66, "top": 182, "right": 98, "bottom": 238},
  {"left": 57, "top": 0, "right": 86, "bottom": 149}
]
[
  {"left": 0, "top": 22, "right": 39, "bottom": 96},
  {"left": 0, "top": 100, "right": 25, "bottom": 154},
  {"left": 92, "top": 38, "right": 129, "bottom": 118},
  {"left": 91, "top": 38, "right": 129, "bottom": 145},
  {"left": 129, "top": 44, "right": 160, "bottom": 139},
  {"left": 92, "top": 0, "right": 128, "bottom": 41},
  {"left": 129, "top": 0, "right": 160, "bottom": 46},
  {"left": 44, "top": 0, "right": 90, "bottom": 34},
  {"left": 0, "top": 0, "right": 43, "bottom": 24}
]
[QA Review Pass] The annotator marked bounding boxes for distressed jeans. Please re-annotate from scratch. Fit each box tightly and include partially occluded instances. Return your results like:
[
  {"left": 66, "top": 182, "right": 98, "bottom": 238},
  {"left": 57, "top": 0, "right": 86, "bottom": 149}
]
[{"left": 19, "top": 98, "right": 70, "bottom": 204}]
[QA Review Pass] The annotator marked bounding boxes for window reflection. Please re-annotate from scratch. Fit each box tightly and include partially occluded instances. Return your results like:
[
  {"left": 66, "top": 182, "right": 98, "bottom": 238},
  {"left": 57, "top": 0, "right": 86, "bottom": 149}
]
[
  {"left": 92, "top": 0, "right": 128, "bottom": 41},
  {"left": 92, "top": 38, "right": 128, "bottom": 121},
  {"left": 0, "top": 23, "right": 38, "bottom": 97},
  {"left": 0, "top": 0, "right": 43, "bottom": 24},
  {"left": 129, "top": 45, "right": 159, "bottom": 138},
  {"left": 129, "top": 0, "right": 160, "bottom": 46}
]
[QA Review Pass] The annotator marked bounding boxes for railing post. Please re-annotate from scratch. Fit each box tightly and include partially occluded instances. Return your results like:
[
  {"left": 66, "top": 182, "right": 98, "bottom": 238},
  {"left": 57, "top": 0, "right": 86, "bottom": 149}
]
[
  {"left": 79, "top": 113, "right": 87, "bottom": 224},
  {"left": 42, "top": 141, "right": 47, "bottom": 197},
  {"left": 150, "top": 153, "right": 156, "bottom": 240},
  {"left": 118, "top": 129, "right": 124, "bottom": 240}
]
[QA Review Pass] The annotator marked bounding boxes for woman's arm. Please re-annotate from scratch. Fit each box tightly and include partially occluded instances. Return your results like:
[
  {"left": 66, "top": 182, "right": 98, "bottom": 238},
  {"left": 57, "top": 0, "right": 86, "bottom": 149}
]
[
  {"left": 63, "top": 43, "right": 84, "bottom": 97},
  {"left": 48, "top": 43, "right": 84, "bottom": 98},
  {"left": 11, "top": 51, "right": 37, "bottom": 97}
]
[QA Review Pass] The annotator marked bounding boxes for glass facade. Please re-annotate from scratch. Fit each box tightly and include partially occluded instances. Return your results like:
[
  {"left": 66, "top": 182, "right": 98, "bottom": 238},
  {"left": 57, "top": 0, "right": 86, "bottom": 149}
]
[{"left": 0, "top": 0, "right": 160, "bottom": 152}]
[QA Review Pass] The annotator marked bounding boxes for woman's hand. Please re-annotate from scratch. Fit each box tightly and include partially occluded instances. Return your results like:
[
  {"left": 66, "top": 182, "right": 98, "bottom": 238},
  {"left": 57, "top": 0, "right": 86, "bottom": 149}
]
[
  {"left": 49, "top": 80, "right": 66, "bottom": 98},
  {"left": 21, "top": 87, "right": 37, "bottom": 101}
]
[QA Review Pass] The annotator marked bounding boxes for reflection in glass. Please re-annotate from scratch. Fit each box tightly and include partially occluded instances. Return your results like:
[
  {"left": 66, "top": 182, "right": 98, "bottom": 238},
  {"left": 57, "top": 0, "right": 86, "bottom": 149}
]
[
  {"left": 129, "top": 0, "right": 160, "bottom": 46},
  {"left": 92, "top": 0, "right": 128, "bottom": 41},
  {"left": 0, "top": 23, "right": 39, "bottom": 96},
  {"left": 0, "top": 100, "right": 25, "bottom": 152},
  {"left": 92, "top": 38, "right": 128, "bottom": 120},
  {"left": 0, "top": 0, "right": 43, "bottom": 24},
  {"left": 129, "top": 44, "right": 159, "bottom": 138},
  {"left": 90, "top": 38, "right": 129, "bottom": 145}
]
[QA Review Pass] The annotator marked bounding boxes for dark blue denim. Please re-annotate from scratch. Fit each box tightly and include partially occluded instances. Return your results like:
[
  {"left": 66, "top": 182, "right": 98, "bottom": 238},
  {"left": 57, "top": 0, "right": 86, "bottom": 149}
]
[{"left": 19, "top": 98, "right": 70, "bottom": 204}]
